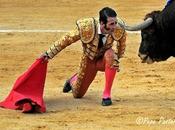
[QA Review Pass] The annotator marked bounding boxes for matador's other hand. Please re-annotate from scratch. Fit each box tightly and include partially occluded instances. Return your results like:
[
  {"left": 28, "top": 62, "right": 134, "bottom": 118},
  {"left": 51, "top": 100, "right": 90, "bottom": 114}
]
[
  {"left": 112, "top": 64, "right": 120, "bottom": 72},
  {"left": 112, "top": 60, "right": 120, "bottom": 72}
]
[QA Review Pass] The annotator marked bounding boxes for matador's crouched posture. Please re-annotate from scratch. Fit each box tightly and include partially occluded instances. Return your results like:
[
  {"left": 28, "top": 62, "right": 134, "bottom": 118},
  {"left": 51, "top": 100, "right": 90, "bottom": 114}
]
[{"left": 42, "top": 7, "right": 127, "bottom": 106}]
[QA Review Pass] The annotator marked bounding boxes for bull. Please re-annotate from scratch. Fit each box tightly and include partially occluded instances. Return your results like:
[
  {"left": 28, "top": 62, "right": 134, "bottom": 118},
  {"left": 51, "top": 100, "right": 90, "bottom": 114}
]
[{"left": 119, "top": 1, "right": 175, "bottom": 64}]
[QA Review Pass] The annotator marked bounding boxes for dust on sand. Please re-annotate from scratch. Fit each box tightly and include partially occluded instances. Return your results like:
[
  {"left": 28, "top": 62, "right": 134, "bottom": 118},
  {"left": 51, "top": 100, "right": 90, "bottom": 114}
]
[{"left": 1, "top": 1, "right": 175, "bottom": 130}]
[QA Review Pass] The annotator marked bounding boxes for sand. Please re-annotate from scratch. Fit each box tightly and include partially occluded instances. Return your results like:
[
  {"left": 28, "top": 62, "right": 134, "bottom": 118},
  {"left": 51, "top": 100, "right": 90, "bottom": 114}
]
[{"left": 1, "top": 0, "right": 175, "bottom": 130}]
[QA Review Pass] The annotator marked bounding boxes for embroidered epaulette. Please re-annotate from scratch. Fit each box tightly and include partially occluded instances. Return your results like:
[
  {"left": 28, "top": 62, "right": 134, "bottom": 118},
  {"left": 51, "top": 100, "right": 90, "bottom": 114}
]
[
  {"left": 76, "top": 17, "right": 96, "bottom": 43},
  {"left": 112, "top": 24, "right": 125, "bottom": 41}
]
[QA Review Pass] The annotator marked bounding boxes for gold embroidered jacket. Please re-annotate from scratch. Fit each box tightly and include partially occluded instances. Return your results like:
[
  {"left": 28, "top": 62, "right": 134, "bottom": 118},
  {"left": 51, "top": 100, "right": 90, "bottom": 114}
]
[{"left": 46, "top": 17, "right": 126, "bottom": 64}]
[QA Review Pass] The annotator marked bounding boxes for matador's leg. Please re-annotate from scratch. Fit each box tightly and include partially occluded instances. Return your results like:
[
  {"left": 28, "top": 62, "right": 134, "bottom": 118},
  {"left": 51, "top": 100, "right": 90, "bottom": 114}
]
[
  {"left": 96, "top": 49, "right": 117, "bottom": 105},
  {"left": 70, "top": 55, "right": 98, "bottom": 98}
]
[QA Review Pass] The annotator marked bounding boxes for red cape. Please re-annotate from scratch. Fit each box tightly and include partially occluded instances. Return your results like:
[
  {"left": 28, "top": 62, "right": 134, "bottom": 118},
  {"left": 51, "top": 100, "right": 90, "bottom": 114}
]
[{"left": 0, "top": 58, "right": 47, "bottom": 113}]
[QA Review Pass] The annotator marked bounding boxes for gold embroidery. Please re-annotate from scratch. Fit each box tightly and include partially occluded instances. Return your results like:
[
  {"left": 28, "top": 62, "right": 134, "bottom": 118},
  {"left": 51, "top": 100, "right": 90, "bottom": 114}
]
[
  {"left": 46, "top": 28, "right": 80, "bottom": 59},
  {"left": 112, "top": 25, "right": 125, "bottom": 41},
  {"left": 76, "top": 18, "right": 96, "bottom": 43},
  {"left": 72, "top": 55, "right": 87, "bottom": 96}
]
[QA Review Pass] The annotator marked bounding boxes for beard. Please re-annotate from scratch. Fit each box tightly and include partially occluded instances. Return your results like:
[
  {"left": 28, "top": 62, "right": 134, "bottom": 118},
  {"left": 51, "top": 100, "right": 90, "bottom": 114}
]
[
  {"left": 104, "top": 24, "right": 110, "bottom": 31},
  {"left": 104, "top": 24, "right": 114, "bottom": 34}
]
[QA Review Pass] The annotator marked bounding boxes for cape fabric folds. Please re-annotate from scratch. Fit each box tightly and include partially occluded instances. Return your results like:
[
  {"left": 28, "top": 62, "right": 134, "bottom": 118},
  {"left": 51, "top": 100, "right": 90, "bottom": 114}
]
[{"left": 0, "top": 58, "right": 48, "bottom": 113}]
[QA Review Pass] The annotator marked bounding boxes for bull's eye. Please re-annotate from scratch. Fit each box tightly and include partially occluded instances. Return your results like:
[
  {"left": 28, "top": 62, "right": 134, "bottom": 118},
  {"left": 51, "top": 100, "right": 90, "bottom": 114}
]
[{"left": 142, "top": 34, "right": 147, "bottom": 39}]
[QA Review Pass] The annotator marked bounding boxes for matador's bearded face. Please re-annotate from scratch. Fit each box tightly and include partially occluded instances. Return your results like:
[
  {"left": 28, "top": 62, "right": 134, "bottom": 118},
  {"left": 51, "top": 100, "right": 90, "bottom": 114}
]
[{"left": 101, "top": 17, "right": 117, "bottom": 35}]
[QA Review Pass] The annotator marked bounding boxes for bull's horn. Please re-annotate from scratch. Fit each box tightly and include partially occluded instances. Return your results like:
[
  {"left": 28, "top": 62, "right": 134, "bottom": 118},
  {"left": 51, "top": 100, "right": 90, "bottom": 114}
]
[{"left": 118, "top": 17, "right": 153, "bottom": 31}]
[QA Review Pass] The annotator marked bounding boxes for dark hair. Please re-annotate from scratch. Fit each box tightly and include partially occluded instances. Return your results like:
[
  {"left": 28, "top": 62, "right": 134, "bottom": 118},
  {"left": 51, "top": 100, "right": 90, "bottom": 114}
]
[{"left": 99, "top": 7, "right": 117, "bottom": 24}]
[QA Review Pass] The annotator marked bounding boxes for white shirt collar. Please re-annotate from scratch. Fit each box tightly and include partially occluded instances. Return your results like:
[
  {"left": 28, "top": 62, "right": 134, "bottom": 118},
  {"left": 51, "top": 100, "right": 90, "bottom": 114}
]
[{"left": 98, "top": 23, "right": 102, "bottom": 34}]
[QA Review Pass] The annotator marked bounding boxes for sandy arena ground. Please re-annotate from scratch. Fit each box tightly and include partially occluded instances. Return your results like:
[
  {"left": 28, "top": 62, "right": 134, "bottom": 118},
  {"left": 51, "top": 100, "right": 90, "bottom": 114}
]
[{"left": 1, "top": 0, "right": 175, "bottom": 130}]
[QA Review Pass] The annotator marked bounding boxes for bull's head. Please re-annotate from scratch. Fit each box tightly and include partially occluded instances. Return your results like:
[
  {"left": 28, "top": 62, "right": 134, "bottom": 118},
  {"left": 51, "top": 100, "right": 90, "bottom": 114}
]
[{"left": 118, "top": 11, "right": 171, "bottom": 64}]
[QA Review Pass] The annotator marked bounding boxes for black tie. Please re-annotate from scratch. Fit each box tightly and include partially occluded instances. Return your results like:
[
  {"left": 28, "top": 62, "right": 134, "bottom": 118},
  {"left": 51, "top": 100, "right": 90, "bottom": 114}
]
[{"left": 98, "top": 34, "right": 105, "bottom": 49}]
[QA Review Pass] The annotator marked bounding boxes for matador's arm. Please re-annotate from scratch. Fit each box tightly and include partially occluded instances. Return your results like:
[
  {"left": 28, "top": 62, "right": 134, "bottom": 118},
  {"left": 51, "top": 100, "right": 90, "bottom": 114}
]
[
  {"left": 116, "top": 31, "right": 127, "bottom": 59},
  {"left": 112, "top": 30, "right": 127, "bottom": 67},
  {"left": 46, "top": 28, "right": 80, "bottom": 59}
]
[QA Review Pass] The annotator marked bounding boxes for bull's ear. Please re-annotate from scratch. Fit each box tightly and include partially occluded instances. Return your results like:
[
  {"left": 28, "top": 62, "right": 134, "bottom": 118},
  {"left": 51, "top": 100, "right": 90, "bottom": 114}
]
[{"left": 144, "top": 11, "right": 161, "bottom": 20}]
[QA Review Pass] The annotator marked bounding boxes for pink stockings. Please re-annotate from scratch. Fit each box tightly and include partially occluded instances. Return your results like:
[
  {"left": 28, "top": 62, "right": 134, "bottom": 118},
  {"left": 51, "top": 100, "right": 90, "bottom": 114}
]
[{"left": 103, "top": 66, "right": 116, "bottom": 99}]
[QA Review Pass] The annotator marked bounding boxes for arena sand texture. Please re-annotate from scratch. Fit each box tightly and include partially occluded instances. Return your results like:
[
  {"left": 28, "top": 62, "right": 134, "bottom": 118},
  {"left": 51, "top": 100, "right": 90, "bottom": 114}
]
[{"left": 1, "top": 0, "right": 175, "bottom": 130}]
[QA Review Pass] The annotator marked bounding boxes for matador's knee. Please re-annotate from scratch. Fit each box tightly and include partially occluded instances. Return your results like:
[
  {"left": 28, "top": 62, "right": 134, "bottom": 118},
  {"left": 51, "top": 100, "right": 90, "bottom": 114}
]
[
  {"left": 104, "top": 49, "right": 115, "bottom": 67},
  {"left": 71, "top": 78, "right": 92, "bottom": 98},
  {"left": 72, "top": 91, "right": 84, "bottom": 98}
]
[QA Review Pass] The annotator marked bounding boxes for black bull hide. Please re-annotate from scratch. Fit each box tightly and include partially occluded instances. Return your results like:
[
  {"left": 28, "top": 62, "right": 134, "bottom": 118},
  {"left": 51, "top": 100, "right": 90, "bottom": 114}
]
[{"left": 138, "top": 1, "right": 175, "bottom": 63}]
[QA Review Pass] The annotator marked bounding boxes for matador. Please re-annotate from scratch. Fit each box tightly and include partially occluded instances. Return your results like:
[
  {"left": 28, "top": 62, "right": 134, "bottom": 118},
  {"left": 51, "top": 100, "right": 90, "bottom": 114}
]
[{"left": 42, "top": 7, "right": 127, "bottom": 106}]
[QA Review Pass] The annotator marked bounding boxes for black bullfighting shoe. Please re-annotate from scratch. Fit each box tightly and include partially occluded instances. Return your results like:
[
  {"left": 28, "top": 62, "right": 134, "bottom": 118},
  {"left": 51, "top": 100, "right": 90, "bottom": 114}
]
[
  {"left": 101, "top": 98, "right": 112, "bottom": 106},
  {"left": 63, "top": 80, "right": 72, "bottom": 93}
]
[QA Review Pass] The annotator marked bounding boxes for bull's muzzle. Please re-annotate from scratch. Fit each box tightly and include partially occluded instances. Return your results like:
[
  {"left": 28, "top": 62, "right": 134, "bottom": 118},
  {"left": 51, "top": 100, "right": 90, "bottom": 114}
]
[{"left": 138, "top": 53, "right": 154, "bottom": 64}]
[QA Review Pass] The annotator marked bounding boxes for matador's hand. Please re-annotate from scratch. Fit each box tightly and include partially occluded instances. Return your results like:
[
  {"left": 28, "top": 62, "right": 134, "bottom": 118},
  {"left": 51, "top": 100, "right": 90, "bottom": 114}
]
[
  {"left": 39, "top": 52, "right": 49, "bottom": 62},
  {"left": 112, "top": 60, "right": 120, "bottom": 72}
]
